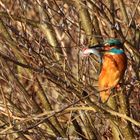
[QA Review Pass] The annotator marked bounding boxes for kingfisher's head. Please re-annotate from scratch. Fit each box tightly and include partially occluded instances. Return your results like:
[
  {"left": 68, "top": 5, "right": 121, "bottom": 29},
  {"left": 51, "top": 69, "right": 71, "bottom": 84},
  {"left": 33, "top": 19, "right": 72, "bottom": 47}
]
[
  {"left": 79, "top": 38, "right": 124, "bottom": 61},
  {"left": 103, "top": 38, "right": 123, "bottom": 51}
]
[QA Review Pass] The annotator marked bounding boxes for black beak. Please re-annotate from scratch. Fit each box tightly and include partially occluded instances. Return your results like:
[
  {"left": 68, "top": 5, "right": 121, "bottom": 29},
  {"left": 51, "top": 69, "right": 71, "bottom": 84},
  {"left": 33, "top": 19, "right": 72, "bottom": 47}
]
[
  {"left": 89, "top": 44, "right": 105, "bottom": 52},
  {"left": 89, "top": 44, "right": 103, "bottom": 49}
]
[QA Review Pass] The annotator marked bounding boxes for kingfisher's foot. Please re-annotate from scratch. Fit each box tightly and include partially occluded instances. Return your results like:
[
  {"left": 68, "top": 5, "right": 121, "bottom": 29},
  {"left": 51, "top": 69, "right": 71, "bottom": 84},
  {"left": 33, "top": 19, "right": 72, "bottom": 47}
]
[{"left": 115, "top": 84, "right": 122, "bottom": 92}]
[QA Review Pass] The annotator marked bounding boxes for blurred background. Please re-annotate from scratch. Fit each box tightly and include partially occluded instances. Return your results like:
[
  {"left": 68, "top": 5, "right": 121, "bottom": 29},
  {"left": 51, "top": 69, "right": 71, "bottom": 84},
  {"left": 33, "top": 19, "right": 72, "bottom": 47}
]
[{"left": 0, "top": 0, "right": 139, "bottom": 139}]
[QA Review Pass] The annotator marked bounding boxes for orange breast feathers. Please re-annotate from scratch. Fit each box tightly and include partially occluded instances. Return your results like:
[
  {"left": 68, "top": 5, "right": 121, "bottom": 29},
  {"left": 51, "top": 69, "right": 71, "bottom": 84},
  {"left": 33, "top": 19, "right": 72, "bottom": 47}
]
[{"left": 98, "top": 53, "right": 127, "bottom": 102}]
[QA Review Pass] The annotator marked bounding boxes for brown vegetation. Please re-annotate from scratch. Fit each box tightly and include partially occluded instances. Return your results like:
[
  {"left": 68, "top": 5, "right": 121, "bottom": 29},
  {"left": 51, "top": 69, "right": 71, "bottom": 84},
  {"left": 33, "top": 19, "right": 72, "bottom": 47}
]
[{"left": 0, "top": 0, "right": 140, "bottom": 139}]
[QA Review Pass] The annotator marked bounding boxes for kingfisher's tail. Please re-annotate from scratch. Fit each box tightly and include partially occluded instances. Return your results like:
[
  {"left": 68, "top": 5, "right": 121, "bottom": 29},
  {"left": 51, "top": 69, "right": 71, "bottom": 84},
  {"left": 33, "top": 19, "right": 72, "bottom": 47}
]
[{"left": 100, "top": 90, "right": 111, "bottom": 103}]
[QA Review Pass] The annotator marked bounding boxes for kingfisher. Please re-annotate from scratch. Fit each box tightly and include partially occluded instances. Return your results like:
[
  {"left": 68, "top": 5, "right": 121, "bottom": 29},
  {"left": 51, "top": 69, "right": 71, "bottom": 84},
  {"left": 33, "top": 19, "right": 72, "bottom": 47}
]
[
  {"left": 98, "top": 39, "right": 127, "bottom": 102},
  {"left": 80, "top": 38, "right": 127, "bottom": 103}
]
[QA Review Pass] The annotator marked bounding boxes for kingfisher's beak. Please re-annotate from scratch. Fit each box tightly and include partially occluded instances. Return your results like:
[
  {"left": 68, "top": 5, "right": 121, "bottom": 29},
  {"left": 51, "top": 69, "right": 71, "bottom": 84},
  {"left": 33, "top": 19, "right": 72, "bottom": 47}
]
[
  {"left": 89, "top": 44, "right": 106, "bottom": 53},
  {"left": 89, "top": 44, "right": 103, "bottom": 50}
]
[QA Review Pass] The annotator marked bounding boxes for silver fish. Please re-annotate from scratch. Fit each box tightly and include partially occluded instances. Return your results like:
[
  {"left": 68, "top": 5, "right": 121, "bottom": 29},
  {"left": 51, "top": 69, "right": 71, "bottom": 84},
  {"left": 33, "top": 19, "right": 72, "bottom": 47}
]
[{"left": 80, "top": 48, "right": 102, "bottom": 63}]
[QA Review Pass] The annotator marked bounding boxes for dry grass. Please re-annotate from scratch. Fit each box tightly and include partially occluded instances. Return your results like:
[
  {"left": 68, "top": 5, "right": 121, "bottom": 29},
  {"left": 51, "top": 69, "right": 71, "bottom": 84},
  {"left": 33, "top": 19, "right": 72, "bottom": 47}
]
[{"left": 0, "top": 0, "right": 139, "bottom": 139}]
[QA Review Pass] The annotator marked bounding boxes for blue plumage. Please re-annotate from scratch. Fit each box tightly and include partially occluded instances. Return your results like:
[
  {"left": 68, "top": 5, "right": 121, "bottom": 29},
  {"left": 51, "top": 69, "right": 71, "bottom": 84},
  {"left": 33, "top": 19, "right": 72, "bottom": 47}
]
[
  {"left": 104, "top": 39, "right": 122, "bottom": 47},
  {"left": 108, "top": 48, "right": 124, "bottom": 54}
]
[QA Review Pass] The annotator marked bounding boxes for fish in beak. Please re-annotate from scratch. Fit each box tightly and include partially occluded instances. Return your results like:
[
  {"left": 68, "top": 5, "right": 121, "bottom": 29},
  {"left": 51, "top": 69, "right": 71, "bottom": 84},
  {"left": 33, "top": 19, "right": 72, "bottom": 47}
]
[{"left": 80, "top": 44, "right": 103, "bottom": 63}]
